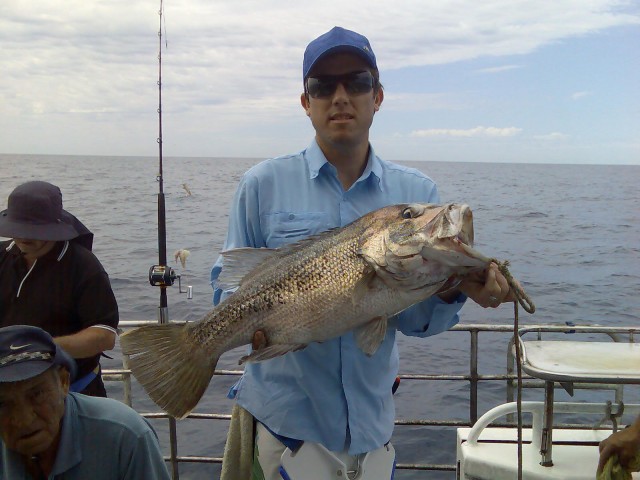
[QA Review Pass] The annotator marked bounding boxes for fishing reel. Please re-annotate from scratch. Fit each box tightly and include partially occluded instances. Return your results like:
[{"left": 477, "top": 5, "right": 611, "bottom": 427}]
[{"left": 149, "top": 265, "right": 193, "bottom": 299}]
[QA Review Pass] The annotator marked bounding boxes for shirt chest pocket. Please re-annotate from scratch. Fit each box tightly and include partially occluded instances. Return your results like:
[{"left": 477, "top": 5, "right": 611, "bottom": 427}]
[{"left": 262, "top": 211, "right": 331, "bottom": 248}]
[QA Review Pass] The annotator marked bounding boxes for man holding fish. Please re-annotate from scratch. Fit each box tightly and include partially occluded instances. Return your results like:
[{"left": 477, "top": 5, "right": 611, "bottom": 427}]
[
  {"left": 121, "top": 25, "right": 521, "bottom": 480},
  {"left": 208, "top": 26, "right": 515, "bottom": 479}
]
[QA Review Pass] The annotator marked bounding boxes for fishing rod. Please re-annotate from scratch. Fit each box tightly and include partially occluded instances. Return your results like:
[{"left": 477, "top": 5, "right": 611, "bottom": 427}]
[
  {"left": 146, "top": 5, "right": 185, "bottom": 478},
  {"left": 148, "top": 0, "right": 191, "bottom": 323},
  {"left": 150, "top": 0, "right": 171, "bottom": 322}
]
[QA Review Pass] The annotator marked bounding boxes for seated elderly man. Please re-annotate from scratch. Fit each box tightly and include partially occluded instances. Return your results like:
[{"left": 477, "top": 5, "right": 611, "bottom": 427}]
[{"left": 0, "top": 325, "right": 170, "bottom": 479}]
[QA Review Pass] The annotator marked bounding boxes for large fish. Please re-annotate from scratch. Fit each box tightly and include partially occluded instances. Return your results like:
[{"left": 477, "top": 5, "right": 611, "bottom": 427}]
[{"left": 121, "top": 203, "right": 533, "bottom": 418}]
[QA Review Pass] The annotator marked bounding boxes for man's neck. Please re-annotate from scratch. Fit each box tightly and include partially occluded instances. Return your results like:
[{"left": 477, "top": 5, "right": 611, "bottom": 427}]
[
  {"left": 318, "top": 139, "right": 370, "bottom": 190},
  {"left": 22, "top": 241, "right": 57, "bottom": 269}
]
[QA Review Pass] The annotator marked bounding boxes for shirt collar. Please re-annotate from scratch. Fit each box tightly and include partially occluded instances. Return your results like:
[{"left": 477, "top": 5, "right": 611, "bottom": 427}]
[
  {"left": 5, "top": 240, "right": 69, "bottom": 262},
  {"left": 305, "top": 139, "right": 329, "bottom": 179},
  {"left": 305, "top": 139, "right": 384, "bottom": 192},
  {"left": 51, "top": 393, "right": 82, "bottom": 475}
]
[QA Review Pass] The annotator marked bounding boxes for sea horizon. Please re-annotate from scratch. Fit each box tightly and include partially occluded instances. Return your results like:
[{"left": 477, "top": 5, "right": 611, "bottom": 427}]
[{"left": 1, "top": 152, "right": 639, "bottom": 167}]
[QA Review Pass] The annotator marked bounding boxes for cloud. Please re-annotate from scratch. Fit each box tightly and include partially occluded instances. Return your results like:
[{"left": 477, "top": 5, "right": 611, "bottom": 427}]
[
  {"left": 534, "top": 132, "right": 569, "bottom": 140},
  {"left": 474, "top": 65, "right": 524, "bottom": 74},
  {"left": 410, "top": 126, "right": 523, "bottom": 137},
  {"left": 571, "top": 91, "right": 593, "bottom": 100}
]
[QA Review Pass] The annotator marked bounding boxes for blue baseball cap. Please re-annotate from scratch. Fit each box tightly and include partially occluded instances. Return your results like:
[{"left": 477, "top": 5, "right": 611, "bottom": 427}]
[
  {"left": 0, "top": 325, "right": 77, "bottom": 383},
  {"left": 303, "top": 26, "right": 377, "bottom": 80}
]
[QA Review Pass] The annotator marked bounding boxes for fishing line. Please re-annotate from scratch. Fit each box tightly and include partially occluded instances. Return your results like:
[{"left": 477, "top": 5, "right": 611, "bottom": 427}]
[
  {"left": 162, "top": 1, "right": 168, "bottom": 49},
  {"left": 496, "top": 259, "right": 532, "bottom": 480},
  {"left": 513, "top": 300, "right": 523, "bottom": 480},
  {"left": 496, "top": 260, "right": 535, "bottom": 314}
]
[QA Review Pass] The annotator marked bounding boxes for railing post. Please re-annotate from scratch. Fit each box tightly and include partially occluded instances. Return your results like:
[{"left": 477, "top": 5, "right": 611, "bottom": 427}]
[
  {"left": 169, "top": 417, "right": 179, "bottom": 479},
  {"left": 122, "top": 354, "right": 132, "bottom": 407},
  {"left": 506, "top": 336, "right": 515, "bottom": 423},
  {"left": 470, "top": 329, "right": 479, "bottom": 424},
  {"left": 540, "top": 381, "right": 554, "bottom": 466}
]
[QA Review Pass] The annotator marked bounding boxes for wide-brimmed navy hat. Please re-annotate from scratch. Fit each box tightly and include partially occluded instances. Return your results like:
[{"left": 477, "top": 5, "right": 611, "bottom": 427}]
[
  {"left": 0, "top": 181, "right": 93, "bottom": 249},
  {"left": 0, "top": 325, "right": 77, "bottom": 382},
  {"left": 303, "top": 26, "right": 377, "bottom": 80}
]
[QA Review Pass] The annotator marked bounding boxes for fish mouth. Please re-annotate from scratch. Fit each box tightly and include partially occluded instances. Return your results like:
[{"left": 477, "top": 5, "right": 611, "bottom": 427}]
[
  {"left": 455, "top": 223, "right": 474, "bottom": 249},
  {"left": 415, "top": 204, "right": 490, "bottom": 267},
  {"left": 442, "top": 204, "right": 474, "bottom": 246},
  {"left": 449, "top": 205, "right": 492, "bottom": 263}
]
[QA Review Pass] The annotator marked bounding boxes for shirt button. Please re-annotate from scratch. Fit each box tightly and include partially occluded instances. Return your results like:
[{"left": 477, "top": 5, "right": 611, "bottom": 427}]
[{"left": 288, "top": 213, "right": 295, "bottom": 220}]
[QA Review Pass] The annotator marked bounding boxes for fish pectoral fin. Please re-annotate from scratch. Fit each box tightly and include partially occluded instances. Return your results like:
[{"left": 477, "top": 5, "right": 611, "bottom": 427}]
[
  {"left": 352, "top": 269, "right": 380, "bottom": 306},
  {"left": 239, "top": 343, "right": 307, "bottom": 364},
  {"left": 354, "top": 316, "right": 388, "bottom": 356}
]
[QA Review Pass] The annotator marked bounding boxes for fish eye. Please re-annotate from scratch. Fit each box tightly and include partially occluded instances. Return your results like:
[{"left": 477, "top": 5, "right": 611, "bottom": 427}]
[
  {"left": 401, "top": 204, "right": 426, "bottom": 219},
  {"left": 401, "top": 206, "right": 415, "bottom": 219}
]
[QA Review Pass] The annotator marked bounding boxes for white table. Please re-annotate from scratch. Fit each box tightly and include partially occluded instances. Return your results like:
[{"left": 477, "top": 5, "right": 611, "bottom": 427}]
[{"left": 517, "top": 340, "right": 640, "bottom": 465}]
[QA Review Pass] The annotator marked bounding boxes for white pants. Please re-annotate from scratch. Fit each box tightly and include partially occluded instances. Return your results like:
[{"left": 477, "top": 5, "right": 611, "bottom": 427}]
[
  {"left": 253, "top": 422, "right": 395, "bottom": 480},
  {"left": 253, "top": 422, "right": 288, "bottom": 480}
]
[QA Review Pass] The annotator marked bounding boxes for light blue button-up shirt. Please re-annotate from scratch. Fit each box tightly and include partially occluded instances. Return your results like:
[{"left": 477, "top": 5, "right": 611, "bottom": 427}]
[{"left": 210, "top": 140, "right": 466, "bottom": 455}]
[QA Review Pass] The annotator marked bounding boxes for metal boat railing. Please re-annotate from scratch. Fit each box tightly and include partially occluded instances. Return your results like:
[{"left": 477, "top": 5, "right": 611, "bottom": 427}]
[{"left": 103, "top": 322, "right": 639, "bottom": 478}]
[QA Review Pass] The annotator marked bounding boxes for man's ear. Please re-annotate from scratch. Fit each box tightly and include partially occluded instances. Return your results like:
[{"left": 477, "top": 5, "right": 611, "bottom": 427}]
[
  {"left": 374, "top": 88, "right": 384, "bottom": 112},
  {"left": 300, "top": 93, "right": 311, "bottom": 116},
  {"left": 58, "top": 366, "right": 71, "bottom": 395}
]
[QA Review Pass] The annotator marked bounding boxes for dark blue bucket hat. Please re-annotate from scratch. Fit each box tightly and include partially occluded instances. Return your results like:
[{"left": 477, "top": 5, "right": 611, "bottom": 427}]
[
  {"left": 0, "top": 325, "right": 77, "bottom": 382},
  {"left": 0, "top": 181, "right": 94, "bottom": 249}
]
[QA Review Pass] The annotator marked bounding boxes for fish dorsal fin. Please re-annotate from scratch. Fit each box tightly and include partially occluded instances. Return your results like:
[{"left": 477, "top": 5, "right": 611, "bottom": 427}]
[
  {"left": 219, "top": 228, "right": 344, "bottom": 289},
  {"left": 354, "top": 316, "right": 388, "bottom": 356},
  {"left": 239, "top": 343, "right": 308, "bottom": 364},
  {"left": 218, "top": 248, "right": 278, "bottom": 289}
]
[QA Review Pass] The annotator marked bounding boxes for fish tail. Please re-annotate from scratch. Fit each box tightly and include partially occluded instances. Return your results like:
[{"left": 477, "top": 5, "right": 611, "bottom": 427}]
[{"left": 120, "top": 323, "right": 218, "bottom": 419}]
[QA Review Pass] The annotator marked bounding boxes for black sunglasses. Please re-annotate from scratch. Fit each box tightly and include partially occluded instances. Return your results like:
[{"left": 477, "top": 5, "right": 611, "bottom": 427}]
[{"left": 305, "top": 71, "right": 376, "bottom": 99}]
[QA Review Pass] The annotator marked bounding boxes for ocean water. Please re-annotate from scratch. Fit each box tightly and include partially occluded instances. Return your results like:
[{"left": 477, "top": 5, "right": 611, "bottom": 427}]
[{"left": 1, "top": 154, "right": 638, "bottom": 478}]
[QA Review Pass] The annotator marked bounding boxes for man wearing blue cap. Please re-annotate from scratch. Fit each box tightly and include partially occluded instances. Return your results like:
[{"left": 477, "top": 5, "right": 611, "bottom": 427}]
[
  {"left": 212, "top": 27, "right": 514, "bottom": 479},
  {"left": 0, "top": 325, "right": 170, "bottom": 479}
]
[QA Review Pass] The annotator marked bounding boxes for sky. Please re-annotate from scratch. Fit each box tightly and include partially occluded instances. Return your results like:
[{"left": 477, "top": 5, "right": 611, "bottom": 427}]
[{"left": 1, "top": 0, "right": 639, "bottom": 164}]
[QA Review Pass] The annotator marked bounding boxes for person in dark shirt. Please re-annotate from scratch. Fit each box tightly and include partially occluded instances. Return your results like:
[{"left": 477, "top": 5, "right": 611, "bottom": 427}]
[{"left": 0, "top": 181, "right": 119, "bottom": 396}]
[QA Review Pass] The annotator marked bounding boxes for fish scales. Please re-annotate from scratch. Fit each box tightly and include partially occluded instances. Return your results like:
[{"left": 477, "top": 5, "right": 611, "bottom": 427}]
[{"left": 194, "top": 229, "right": 368, "bottom": 352}]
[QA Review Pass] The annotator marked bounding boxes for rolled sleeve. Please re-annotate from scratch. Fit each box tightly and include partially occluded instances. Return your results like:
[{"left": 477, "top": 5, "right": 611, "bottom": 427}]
[{"left": 76, "top": 270, "right": 119, "bottom": 330}]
